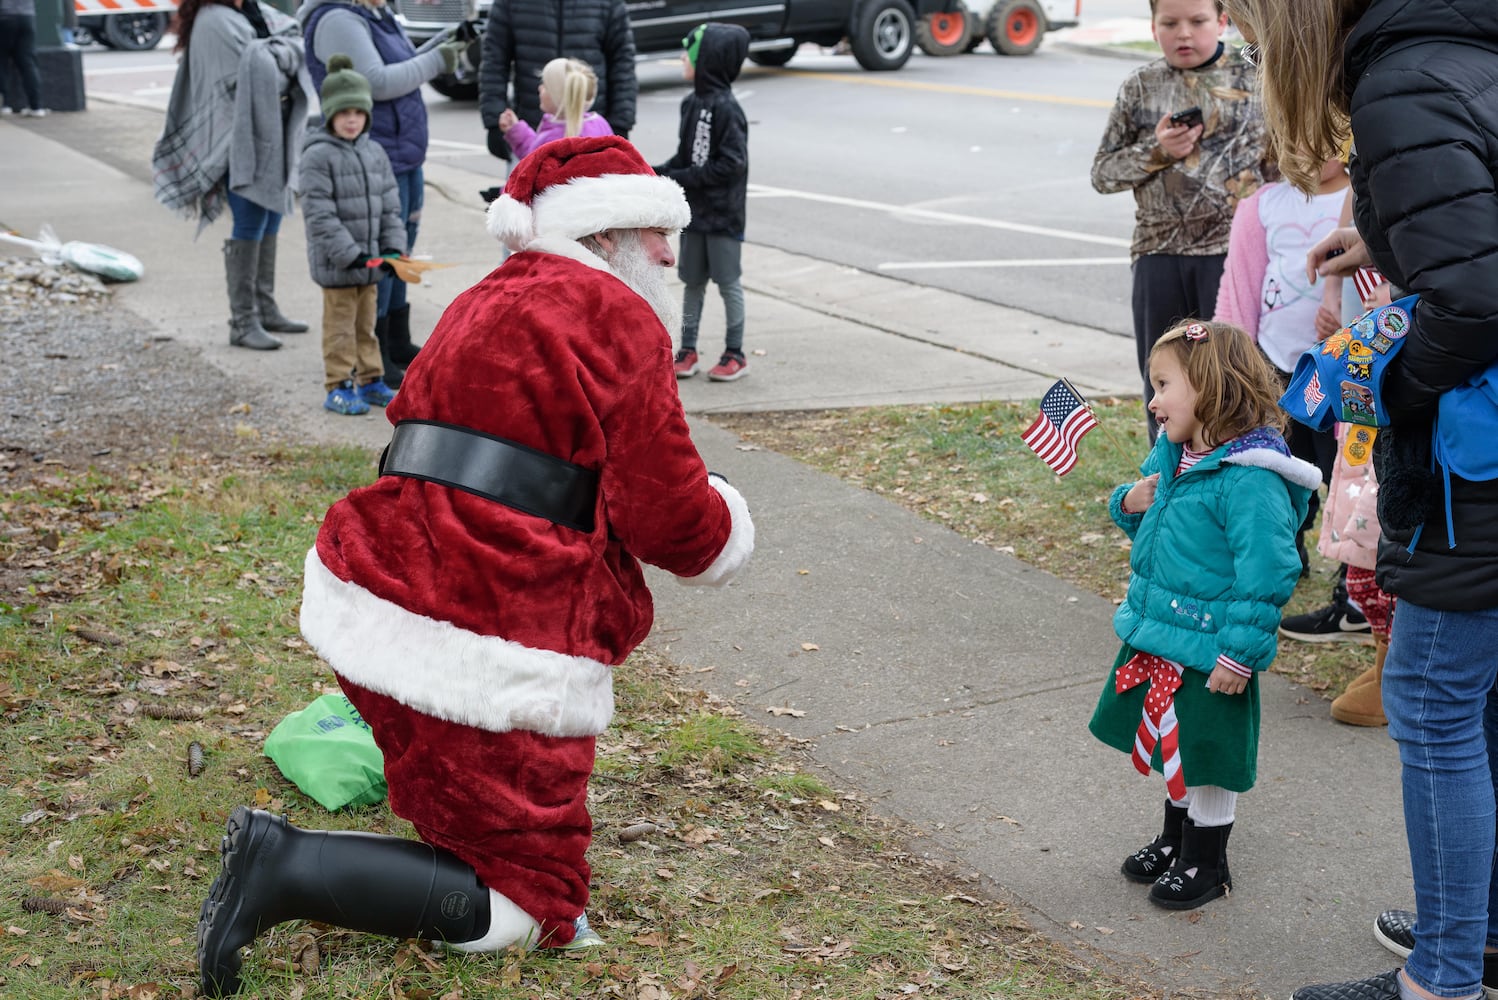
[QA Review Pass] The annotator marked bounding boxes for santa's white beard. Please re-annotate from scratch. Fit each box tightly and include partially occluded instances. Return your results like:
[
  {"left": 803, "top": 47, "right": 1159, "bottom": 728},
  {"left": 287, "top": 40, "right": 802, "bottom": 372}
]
[{"left": 604, "top": 232, "right": 681, "bottom": 332}]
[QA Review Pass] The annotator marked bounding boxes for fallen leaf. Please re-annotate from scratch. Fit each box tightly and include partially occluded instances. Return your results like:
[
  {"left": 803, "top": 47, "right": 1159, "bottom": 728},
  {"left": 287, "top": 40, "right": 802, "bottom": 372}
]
[
  {"left": 767, "top": 706, "right": 805, "bottom": 718},
  {"left": 800, "top": 643, "right": 819, "bottom": 652}
]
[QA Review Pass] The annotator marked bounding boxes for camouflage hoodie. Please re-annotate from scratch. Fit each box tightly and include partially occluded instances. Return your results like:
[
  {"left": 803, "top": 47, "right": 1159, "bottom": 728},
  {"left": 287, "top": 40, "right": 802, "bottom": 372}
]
[{"left": 1091, "top": 45, "right": 1269, "bottom": 260}]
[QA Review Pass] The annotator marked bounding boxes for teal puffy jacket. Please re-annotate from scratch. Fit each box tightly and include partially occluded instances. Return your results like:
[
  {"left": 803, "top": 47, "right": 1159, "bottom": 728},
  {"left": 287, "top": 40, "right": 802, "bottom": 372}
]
[{"left": 1109, "top": 427, "right": 1320, "bottom": 674}]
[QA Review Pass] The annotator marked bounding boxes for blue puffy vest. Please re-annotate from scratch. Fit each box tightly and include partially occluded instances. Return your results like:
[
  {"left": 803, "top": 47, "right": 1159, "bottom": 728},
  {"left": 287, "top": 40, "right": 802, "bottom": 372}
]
[{"left": 305, "top": 3, "right": 428, "bottom": 175}]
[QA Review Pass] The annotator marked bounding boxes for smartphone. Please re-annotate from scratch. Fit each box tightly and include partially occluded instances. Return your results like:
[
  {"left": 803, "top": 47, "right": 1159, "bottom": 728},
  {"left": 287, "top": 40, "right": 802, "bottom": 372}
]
[{"left": 1169, "top": 106, "right": 1203, "bottom": 130}]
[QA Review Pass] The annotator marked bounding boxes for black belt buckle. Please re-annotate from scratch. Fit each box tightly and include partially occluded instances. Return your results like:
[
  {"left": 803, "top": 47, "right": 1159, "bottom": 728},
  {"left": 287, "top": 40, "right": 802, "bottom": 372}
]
[{"left": 379, "top": 420, "right": 598, "bottom": 532}]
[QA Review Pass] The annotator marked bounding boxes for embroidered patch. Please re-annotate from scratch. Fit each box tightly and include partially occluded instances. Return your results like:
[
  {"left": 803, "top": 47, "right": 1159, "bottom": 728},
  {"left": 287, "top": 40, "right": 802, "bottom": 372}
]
[
  {"left": 1342, "top": 425, "right": 1376, "bottom": 466},
  {"left": 1370, "top": 332, "right": 1394, "bottom": 354},
  {"left": 1376, "top": 306, "right": 1410, "bottom": 339},
  {"left": 1340, "top": 380, "right": 1377, "bottom": 425},
  {"left": 1344, "top": 340, "right": 1374, "bottom": 381},
  {"left": 1303, "top": 371, "right": 1325, "bottom": 408},
  {"left": 1322, "top": 330, "right": 1353, "bottom": 356}
]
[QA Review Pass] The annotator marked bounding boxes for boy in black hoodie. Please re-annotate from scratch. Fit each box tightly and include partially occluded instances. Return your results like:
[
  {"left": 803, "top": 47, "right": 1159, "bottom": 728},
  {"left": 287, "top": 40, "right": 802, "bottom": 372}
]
[{"left": 655, "top": 22, "right": 751, "bottom": 382}]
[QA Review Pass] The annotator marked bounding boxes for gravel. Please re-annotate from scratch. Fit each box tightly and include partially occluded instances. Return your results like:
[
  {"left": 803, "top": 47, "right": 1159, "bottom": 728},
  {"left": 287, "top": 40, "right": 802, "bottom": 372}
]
[{"left": 1, "top": 256, "right": 281, "bottom": 490}]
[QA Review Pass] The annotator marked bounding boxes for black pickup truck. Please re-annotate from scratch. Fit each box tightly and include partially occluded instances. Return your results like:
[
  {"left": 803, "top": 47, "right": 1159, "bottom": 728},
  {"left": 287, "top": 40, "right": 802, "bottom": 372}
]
[{"left": 400, "top": 0, "right": 964, "bottom": 99}]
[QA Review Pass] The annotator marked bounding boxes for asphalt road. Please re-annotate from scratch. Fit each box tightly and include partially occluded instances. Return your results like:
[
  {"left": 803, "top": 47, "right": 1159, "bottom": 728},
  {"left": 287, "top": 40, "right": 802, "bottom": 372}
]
[{"left": 81, "top": 32, "right": 1146, "bottom": 337}]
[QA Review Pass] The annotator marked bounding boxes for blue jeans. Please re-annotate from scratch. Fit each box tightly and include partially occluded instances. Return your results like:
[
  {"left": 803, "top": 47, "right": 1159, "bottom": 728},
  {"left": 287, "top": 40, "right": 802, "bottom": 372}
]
[
  {"left": 226, "top": 190, "right": 282, "bottom": 241},
  {"left": 377, "top": 166, "right": 423, "bottom": 318},
  {"left": 1383, "top": 599, "right": 1498, "bottom": 998}
]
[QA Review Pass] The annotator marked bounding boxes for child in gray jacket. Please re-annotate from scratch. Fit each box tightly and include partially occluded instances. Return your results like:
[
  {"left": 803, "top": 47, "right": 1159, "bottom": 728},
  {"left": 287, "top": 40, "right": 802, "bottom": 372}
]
[{"left": 299, "top": 54, "right": 405, "bottom": 415}]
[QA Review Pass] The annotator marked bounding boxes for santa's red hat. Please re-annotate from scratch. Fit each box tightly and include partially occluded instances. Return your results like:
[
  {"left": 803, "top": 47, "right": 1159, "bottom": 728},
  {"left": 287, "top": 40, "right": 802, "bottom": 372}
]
[{"left": 486, "top": 135, "right": 690, "bottom": 253}]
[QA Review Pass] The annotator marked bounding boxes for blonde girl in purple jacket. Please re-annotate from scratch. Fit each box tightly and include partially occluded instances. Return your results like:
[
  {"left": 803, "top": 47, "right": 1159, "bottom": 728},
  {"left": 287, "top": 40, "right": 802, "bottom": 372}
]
[{"left": 497, "top": 57, "right": 613, "bottom": 161}]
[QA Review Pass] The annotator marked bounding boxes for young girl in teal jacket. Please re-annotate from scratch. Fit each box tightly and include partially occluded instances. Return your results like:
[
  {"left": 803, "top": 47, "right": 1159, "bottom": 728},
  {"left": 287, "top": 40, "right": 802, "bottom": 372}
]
[{"left": 1090, "top": 320, "right": 1321, "bottom": 910}]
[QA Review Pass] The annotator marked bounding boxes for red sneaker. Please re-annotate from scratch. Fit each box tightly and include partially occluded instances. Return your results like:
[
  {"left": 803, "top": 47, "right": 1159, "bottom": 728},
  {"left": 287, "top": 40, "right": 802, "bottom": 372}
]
[
  {"left": 673, "top": 348, "right": 699, "bottom": 378},
  {"left": 707, "top": 352, "right": 748, "bottom": 382}
]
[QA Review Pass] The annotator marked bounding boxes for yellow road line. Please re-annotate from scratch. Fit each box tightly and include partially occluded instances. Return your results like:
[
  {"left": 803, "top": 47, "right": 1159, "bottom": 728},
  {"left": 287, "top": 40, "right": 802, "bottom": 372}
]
[{"left": 759, "top": 68, "right": 1114, "bottom": 108}]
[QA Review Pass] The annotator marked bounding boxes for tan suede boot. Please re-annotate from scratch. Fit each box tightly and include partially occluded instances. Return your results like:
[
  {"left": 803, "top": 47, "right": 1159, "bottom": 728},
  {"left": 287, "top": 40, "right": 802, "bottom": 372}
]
[
  {"left": 1331, "top": 638, "right": 1387, "bottom": 726},
  {"left": 1346, "top": 636, "right": 1388, "bottom": 688}
]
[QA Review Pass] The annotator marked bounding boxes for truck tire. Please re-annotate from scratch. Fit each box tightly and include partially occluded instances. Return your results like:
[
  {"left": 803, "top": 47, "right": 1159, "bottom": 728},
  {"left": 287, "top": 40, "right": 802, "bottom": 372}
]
[
  {"left": 985, "top": 0, "right": 1044, "bottom": 56},
  {"left": 102, "top": 11, "right": 169, "bottom": 51},
  {"left": 428, "top": 74, "right": 479, "bottom": 101},
  {"left": 916, "top": 3, "right": 975, "bottom": 57},
  {"left": 748, "top": 46, "right": 797, "bottom": 67},
  {"left": 850, "top": 0, "right": 915, "bottom": 71}
]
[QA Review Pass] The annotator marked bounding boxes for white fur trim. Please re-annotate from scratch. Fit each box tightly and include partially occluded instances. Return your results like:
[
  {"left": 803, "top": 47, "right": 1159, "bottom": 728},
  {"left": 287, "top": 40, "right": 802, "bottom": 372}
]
[
  {"left": 523, "top": 234, "right": 613, "bottom": 272},
  {"left": 530, "top": 173, "right": 690, "bottom": 244},
  {"left": 299, "top": 549, "right": 614, "bottom": 737},
  {"left": 678, "top": 476, "right": 754, "bottom": 588},
  {"left": 486, "top": 194, "right": 535, "bottom": 253},
  {"left": 1223, "top": 448, "right": 1324, "bottom": 491},
  {"left": 445, "top": 890, "right": 542, "bottom": 953}
]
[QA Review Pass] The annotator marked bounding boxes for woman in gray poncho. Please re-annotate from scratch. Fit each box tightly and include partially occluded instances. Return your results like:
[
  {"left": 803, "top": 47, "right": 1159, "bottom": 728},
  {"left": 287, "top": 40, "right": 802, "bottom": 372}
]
[{"left": 153, "top": 0, "right": 312, "bottom": 351}]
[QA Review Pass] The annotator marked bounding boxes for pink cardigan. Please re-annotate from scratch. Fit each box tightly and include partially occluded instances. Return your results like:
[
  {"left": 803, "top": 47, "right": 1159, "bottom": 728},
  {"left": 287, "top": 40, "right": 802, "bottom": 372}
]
[{"left": 1212, "top": 187, "right": 1266, "bottom": 338}]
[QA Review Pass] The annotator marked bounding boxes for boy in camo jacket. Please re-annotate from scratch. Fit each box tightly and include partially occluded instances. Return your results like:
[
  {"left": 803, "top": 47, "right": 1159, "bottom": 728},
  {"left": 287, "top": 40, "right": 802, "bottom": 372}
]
[{"left": 1092, "top": 0, "right": 1270, "bottom": 439}]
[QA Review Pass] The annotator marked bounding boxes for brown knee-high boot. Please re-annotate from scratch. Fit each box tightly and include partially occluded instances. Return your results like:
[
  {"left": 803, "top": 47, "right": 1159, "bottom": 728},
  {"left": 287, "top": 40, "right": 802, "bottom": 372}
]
[{"left": 1330, "top": 637, "right": 1387, "bottom": 726}]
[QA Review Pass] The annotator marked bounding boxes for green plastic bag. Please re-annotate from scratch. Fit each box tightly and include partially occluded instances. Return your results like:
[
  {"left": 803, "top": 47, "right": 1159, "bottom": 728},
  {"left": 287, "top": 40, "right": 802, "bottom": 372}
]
[{"left": 264, "top": 694, "right": 387, "bottom": 811}]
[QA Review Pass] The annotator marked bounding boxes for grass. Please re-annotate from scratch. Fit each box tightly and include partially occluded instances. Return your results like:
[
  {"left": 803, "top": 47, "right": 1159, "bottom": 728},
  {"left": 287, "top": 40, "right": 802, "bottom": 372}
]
[{"left": 0, "top": 441, "right": 1174, "bottom": 1000}]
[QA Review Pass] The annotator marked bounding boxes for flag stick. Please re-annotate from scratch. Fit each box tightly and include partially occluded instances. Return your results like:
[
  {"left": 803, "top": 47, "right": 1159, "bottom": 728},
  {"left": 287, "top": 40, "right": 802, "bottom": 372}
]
[{"left": 1061, "top": 379, "right": 1136, "bottom": 467}]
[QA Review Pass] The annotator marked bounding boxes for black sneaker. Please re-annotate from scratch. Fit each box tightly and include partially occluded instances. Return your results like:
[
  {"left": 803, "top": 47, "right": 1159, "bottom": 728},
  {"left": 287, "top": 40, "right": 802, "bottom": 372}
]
[
  {"left": 1291, "top": 969, "right": 1401, "bottom": 1000},
  {"left": 1373, "top": 908, "right": 1413, "bottom": 959},
  {"left": 1374, "top": 909, "right": 1498, "bottom": 993},
  {"left": 1278, "top": 601, "right": 1374, "bottom": 645}
]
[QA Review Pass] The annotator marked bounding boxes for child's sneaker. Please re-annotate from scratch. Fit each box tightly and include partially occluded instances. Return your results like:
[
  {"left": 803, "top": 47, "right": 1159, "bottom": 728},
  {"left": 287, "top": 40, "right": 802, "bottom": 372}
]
[
  {"left": 673, "top": 348, "right": 699, "bottom": 378},
  {"left": 707, "top": 352, "right": 748, "bottom": 382},
  {"left": 324, "top": 380, "right": 370, "bottom": 416},
  {"left": 358, "top": 379, "right": 397, "bottom": 407}
]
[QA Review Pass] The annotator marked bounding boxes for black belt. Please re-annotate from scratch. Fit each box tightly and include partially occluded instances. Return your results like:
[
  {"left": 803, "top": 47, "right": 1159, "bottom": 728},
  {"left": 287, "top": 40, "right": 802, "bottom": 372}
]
[{"left": 379, "top": 420, "right": 598, "bottom": 533}]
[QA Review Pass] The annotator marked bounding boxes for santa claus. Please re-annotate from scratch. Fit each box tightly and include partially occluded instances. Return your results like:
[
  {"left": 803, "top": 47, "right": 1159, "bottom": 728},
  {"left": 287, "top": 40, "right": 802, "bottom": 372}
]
[{"left": 198, "top": 135, "right": 754, "bottom": 997}]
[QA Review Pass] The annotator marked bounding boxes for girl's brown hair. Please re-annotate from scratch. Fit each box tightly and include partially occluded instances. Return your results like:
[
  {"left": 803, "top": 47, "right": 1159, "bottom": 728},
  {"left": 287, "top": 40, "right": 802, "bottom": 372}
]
[
  {"left": 1222, "top": 0, "right": 1371, "bottom": 193},
  {"left": 1152, "top": 320, "right": 1287, "bottom": 445},
  {"left": 171, "top": 0, "right": 237, "bottom": 52}
]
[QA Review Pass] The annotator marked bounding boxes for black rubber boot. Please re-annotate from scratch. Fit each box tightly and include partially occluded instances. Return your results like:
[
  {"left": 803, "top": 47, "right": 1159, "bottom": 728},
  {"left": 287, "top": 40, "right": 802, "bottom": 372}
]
[
  {"left": 1122, "top": 800, "right": 1187, "bottom": 884},
  {"left": 386, "top": 303, "right": 421, "bottom": 366},
  {"left": 1148, "top": 818, "right": 1232, "bottom": 910},
  {"left": 223, "top": 240, "right": 281, "bottom": 351},
  {"left": 197, "top": 806, "right": 491, "bottom": 997},
  {"left": 375, "top": 313, "right": 404, "bottom": 389},
  {"left": 254, "top": 234, "right": 309, "bottom": 333}
]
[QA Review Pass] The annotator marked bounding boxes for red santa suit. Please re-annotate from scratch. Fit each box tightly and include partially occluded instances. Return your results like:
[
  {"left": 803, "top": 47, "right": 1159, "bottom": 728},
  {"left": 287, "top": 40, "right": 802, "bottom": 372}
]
[{"left": 298, "top": 137, "right": 754, "bottom": 949}]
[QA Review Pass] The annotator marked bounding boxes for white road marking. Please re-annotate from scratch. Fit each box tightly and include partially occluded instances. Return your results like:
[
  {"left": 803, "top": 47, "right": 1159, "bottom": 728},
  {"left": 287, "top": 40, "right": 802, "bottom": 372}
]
[
  {"left": 881, "top": 257, "right": 1131, "bottom": 270},
  {"left": 749, "top": 183, "right": 1131, "bottom": 249},
  {"left": 84, "top": 62, "right": 178, "bottom": 76}
]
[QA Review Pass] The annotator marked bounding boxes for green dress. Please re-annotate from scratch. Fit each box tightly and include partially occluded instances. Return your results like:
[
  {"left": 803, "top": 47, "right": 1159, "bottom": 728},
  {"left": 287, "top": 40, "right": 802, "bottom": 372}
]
[
  {"left": 1089, "top": 427, "right": 1318, "bottom": 794},
  {"left": 1090, "top": 644, "right": 1261, "bottom": 792}
]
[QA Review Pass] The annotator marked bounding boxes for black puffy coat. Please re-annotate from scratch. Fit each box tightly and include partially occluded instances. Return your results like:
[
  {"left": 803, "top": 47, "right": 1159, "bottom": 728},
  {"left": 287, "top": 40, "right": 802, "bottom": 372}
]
[
  {"left": 653, "top": 23, "right": 749, "bottom": 237},
  {"left": 478, "top": 0, "right": 636, "bottom": 141},
  {"left": 1346, "top": 0, "right": 1498, "bottom": 610}
]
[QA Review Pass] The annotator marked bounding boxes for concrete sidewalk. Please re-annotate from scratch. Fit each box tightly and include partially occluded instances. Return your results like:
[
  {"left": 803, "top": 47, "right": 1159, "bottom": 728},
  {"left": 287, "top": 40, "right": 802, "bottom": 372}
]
[{"left": 2, "top": 105, "right": 1407, "bottom": 1000}]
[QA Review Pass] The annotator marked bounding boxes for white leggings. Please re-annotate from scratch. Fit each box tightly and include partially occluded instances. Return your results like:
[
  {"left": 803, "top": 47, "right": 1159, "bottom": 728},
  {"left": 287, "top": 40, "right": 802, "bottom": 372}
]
[{"left": 1169, "top": 785, "right": 1237, "bottom": 827}]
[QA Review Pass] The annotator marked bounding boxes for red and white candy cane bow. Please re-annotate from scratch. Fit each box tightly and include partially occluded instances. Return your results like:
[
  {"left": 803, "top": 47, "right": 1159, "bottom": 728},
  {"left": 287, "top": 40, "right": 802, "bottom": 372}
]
[{"left": 1115, "top": 652, "right": 1187, "bottom": 800}]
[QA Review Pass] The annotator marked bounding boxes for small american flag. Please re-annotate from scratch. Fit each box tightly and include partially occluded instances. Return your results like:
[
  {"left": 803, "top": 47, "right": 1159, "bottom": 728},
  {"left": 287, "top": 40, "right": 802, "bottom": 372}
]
[
  {"left": 1354, "top": 266, "right": 1387, "bottom": 304},
  {"left": 1022, "top": 379, "right": 1099, "bottom": 477}
]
